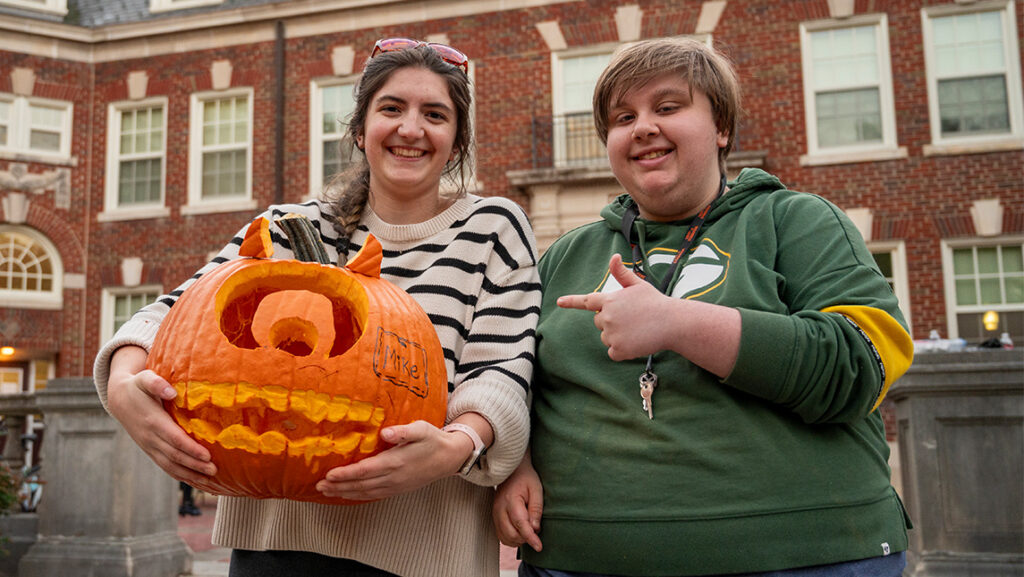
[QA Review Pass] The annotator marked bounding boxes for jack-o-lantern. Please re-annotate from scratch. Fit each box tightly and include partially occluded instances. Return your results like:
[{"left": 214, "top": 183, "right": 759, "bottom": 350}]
[{"left": 147, "top": 216, "right": 447, "bottom": 504}]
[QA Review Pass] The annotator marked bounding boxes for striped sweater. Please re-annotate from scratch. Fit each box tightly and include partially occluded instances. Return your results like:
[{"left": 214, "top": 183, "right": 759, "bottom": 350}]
[{"left": 93, "top": 195, "right": 541, "bottom": 577}]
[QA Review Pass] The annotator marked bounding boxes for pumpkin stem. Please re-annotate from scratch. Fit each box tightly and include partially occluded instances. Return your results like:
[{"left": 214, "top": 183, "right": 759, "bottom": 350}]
[{"left": 276, "top": 214, "right": 332, "bottom": 264}]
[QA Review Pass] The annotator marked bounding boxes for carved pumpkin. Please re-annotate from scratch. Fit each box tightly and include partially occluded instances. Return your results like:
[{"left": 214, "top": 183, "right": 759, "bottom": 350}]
[{"left": 147, "top": 216, "right": 447, "bottom": 503}]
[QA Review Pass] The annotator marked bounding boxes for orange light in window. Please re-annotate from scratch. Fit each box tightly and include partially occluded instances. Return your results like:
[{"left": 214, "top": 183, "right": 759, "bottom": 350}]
[
  {"left": 0, "top": 347, "right": 14, "bottom": 357},
  {"left": 983, "top": 311, "right": 1000, "bottom": 332}
]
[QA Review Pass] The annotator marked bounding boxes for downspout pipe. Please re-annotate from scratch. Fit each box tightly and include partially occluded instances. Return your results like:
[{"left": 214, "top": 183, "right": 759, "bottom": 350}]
[{"left": 274, "top": 20, "right": 285, "bottom": 205}]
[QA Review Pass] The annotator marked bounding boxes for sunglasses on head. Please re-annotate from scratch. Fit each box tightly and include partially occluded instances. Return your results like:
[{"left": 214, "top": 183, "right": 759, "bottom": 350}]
[{"left": 371, "top": 38, "right": 470, "bottom": 73}]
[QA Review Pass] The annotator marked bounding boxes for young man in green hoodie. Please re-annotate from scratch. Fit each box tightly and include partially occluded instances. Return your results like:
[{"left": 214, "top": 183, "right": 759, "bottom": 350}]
[{"left": 494, "top": 37, "right": 915, "bottom": 577}]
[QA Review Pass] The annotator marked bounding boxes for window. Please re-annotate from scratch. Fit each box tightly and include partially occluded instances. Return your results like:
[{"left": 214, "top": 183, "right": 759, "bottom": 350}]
[
  {"left": 869, "top": 241, "right": 912, "bottom": 332},
  {"left": 0, "top": 367, "right": 22, "bottom": 395},
  {"left": 800, "top": 15, "right": 903, "bottom": 164},
  {"left": 187, "top": 89, "right": 255, "bottom": 213},
  {"left": 0, "top": 94, "right": 73, "bottom": 161},
  {"left": 922, "top": 1, "right": 1023, "bottom": 149},
  {"left": 31, "top": 358, "right": 51, "bottom": 392},
  {"left": 551, "top": 50, "right": 613, "bottom": 167},
  {"left": 943, "top": 238, "right": 1024, "bottom": 343},
  {"left": 102, "top": 99, "right": 169, "bottom": 220},
  {"left": 0, "top": 0, "right": 67, "bottom": 15},
  {"left": 310, "top": 79, "right": 358, "bottom": 197},
  {"left": 0, "top": 226, "right": 63, "bottom": 309},
  {"left": 100, "top": 288, "right": 161, "bottom": 344},
  {"left": 150, "top": 0, "right": 223, "bottom": 12}
]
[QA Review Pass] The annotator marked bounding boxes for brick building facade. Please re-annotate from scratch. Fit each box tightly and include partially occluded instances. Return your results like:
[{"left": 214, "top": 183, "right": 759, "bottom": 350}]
[{"left": 0, "top": 0, "right": 1021, "bottom": 459}]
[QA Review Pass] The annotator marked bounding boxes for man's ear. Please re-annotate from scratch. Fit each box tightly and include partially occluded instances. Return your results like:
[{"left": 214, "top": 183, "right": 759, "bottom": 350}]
[{"left": 716, "top": 130, "right": 730, "bottom": 149}]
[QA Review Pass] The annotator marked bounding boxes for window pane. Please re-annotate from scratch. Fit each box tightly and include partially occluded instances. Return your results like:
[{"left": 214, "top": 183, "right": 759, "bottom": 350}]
[
  {"left": 0, "top": 231, "right": 54, "bottom": 295},
  {"left": 202, "top": 149, "right": 246, "bottom": 198},
  {"left": 872, "top": 252, "right": 893, "bottom": 277},
  {"left": 1001, "top": 246, "right": 1022, "bottom": 273},
  {"left": 977, "top": 247, "right": 999, "bottom": 274},
  {"left": 955, "top": 278, "right": 977, "bottom": 305},
  {"left": 933, "top": 11, "right": 1006, "bottom": 76},
  {"left": 562, "top": 53, "right": 612, "bottom": 112},
  {"left": 979, "top": 278, "right": 1002, "bottom": 304},
  {"left": 322, "top": 84, "right": 355, "bottom": 135},
  {"left": 816, "top": 88, "right": 882, "bottom": 147},
  {"left": 1006, "top": 277, "right": 1024, "bottom": 304},
  {"left": 811, "top": 25, "right": 878, "bottom": 90},
  {"left": 29, "top": 130, "right": 60, "bottom": 152},
  {"left": 953, "top": 248, "right": 975, "bottom": 274}
]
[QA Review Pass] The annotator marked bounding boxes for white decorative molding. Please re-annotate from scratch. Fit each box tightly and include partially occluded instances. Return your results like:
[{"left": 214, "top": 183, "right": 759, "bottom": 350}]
[
  {"left": 615, "top": 5, "right": 643, "bottom": 42},
  {"left": 845, "top": 207, "right": 874, "bottom": 242},
  {"left": 827, "top": 0, "right": 855, "bottom": 18},
  {"left": 1, "top": 193, "right": 29, "bottom": 224},
  {"left": 536, "top": 20, "right": 567, "bottom": 52},
  {"left": 211, "top": 60, "right": 233, "bottom": 91},
  {"left": 11, "top": 68, "right": 35, "bottom": 96},
  {"left": 331, "top": 45, "right": 355, "bottom": 76},
  {"left": 695, "top": 1, "right": 728, "bottom": 35},
  {"left": 0, "top": 163, "right": 70, "bottom": 198},
  {"left": 63, "top": 273, "right": 86, "bottom": 289},
  {"left": 970, "top": 198, "right": 1004, "bottom": 237},
  {"left": 120, "top": 257, "right": 144, "bottom": 287},
  {"left": 127, "top": 71, "right": 149, "bottom": 100}
]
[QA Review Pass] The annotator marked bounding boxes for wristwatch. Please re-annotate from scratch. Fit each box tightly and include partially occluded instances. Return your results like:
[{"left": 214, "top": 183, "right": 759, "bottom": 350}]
[{"left": 442, "top": 423, "right": 485, "bottom": 476}]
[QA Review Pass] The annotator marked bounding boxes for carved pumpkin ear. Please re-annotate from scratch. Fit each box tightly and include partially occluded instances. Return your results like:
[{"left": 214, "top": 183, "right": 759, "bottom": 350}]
[
  {"left": 239, "top": 217, "right": 274, "bottom": 258},
  {"left": 345, "top": 234, "right": 382, "bottom": 278}
]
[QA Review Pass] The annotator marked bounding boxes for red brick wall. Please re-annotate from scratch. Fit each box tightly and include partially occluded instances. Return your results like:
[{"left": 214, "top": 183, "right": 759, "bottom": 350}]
[{"left": 1, "top": 0, "right": 1022, "bottom": 383}]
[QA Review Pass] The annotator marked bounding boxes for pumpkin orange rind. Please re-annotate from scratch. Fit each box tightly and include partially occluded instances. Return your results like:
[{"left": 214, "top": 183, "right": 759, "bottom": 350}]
[{"left": 149, "top": 220, "right": 447, "bottom": 504}]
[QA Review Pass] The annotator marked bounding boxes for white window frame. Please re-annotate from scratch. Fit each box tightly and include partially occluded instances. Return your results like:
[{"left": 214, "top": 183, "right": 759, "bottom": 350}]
[
  {"left": 0, "top": 93, "right": 73, "bottom": 162},
  {"left": 100, "top": 286, "right": 163, "bottom": 344},
  {"left": 0, "top": 225, "right": 63, "bottom": 310},
  {"left": 0, "top": 0, "right": 67, "bottom": 15},
  {"left": 149, "top": 0, "right": 223, "bottom": 13},
  {"left": 185, "top": 88, "right": 257, "bottom": 215},
  {"left": 921, "top": 0, "right": 1024, "bottom": 155},
  {"left": 868, "top": 240, "right": 912, "bottom": 334},
  {"left": 799, "top": 14, "right": 906, "bottom": 166},
  {"left": 551, "top": 45, "right": 617, "bottom": 168},
  {"left": 941, "top": 234, "right": 1024, "bottom": 339},
  {"left": 309, "top": 76, "right": 359, "bottom": 200},
  {"left": 100, "top": 97, "right": 170, "bottom": 222}
]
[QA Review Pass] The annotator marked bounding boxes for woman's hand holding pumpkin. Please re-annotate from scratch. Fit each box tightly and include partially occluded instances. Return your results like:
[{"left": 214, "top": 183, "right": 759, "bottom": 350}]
[
  {"left": 316, "top": 416, "right": 492, "bottom": 501},
  {"left": 107, "top": 345, "right": 222, "bottom": 490},
  {"left": 493, "top": 452, "right": 544, "bottom": 552}
]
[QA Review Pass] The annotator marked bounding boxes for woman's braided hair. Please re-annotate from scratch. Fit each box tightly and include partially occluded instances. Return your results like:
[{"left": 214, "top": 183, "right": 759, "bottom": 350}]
[{"left": 322, "top": 44, "right": 474, "bottom": 262}]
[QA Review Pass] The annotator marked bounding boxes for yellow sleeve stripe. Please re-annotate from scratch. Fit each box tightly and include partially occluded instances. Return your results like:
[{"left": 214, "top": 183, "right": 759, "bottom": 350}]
[{"left": 822, "top": 305, "right": 915, "bottom": 411}]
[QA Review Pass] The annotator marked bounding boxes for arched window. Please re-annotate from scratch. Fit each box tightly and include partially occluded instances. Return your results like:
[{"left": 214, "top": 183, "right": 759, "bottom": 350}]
[{"left": 0, "top": 226, "right": 63, "bottom": 309}]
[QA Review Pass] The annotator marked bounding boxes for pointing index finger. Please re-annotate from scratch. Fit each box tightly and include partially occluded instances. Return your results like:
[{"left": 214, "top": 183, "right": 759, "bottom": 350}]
[{"left": 557, "top": 293, "right": 602, "bottom": 311}]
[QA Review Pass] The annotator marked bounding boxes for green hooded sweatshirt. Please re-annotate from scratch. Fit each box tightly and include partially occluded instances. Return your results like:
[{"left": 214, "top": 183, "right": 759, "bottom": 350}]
[{"left": 525, "top": 168, "right": 914, "bottom": 576}]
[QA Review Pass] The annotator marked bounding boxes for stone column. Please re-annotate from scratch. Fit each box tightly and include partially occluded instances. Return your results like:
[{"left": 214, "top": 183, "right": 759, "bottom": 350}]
[
  {"left": 889, "top": 350, "right": 1023, "bottom": 577},
  {"left": 19, "top": 378, "right": 191, "bottom": 577}
]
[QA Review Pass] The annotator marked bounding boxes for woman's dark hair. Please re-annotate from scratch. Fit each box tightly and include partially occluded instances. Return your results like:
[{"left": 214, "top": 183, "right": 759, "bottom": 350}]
[{"left": 323, "top": 44, "right": 473, "bottom": 261}]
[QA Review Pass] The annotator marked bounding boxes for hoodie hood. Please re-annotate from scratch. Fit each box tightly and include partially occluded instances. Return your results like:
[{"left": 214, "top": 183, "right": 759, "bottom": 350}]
[{"left": 601, "top": 167, "right": 785, "bottom": 231}]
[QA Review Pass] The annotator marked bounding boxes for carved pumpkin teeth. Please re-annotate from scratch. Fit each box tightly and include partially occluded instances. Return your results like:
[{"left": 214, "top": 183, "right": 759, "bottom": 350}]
[
  {"left": 175, "top": 381, "right": 381, "bottom": 424},
  {"left": 177, "top": 418, "right": 376, "bottom": 464}
]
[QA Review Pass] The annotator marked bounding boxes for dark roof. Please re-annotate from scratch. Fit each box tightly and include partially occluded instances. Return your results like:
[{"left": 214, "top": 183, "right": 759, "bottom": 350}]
[{"left": 0, "top": 0, "right": 287, "bottom": 27}]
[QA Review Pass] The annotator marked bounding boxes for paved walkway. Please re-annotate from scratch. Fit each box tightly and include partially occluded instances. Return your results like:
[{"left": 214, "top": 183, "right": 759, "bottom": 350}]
[{"left": 177, "top": 497, "right": 520, "bottom": 576}]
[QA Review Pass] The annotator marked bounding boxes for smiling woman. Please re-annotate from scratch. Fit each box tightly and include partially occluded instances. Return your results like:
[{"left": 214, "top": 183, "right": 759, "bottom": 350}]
[{"left": 94, "top": 39, "right": 540, "bottom": 577}]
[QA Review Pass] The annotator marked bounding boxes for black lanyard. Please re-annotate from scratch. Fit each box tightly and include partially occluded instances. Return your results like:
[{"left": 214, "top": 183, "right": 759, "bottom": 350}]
[
  {"left": 619, "top": 173, "right": 727, "bottom": 294},
  {"left": 618, "top": 173, "right": 727, "bottom": 383}
]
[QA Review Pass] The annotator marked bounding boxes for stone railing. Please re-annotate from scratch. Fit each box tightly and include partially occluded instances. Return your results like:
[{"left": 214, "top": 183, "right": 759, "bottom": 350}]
[
  {"left": 890, "top": 349, "right": 1023, "bottom": 577},
  {"left": 0, "top": 378, "right": 190, "bottom": 577}
]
